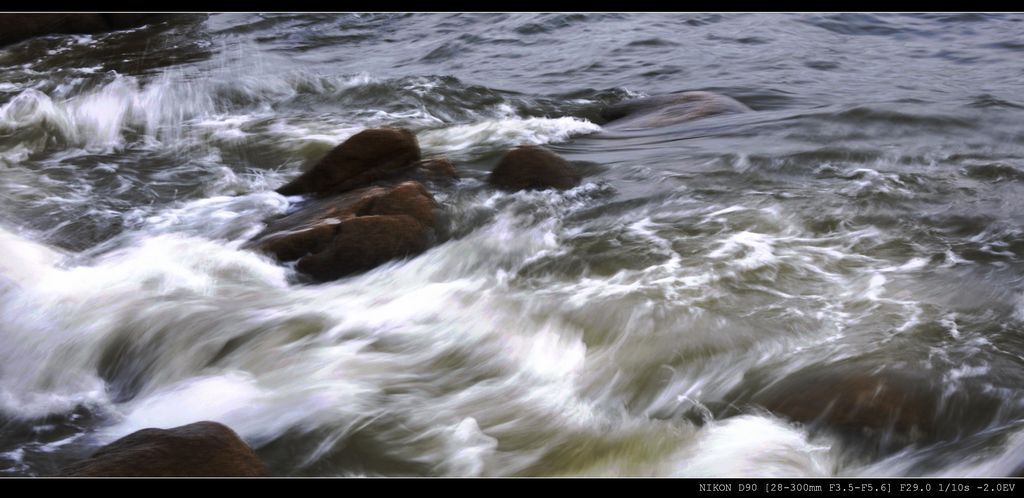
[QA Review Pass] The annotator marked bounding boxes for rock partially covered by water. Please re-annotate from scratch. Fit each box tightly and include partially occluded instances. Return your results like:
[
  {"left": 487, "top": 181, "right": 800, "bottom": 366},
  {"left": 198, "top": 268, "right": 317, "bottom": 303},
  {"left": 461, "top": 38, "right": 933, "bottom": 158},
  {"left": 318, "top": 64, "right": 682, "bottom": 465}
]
[
  {"left": 60, "top": 421, "right": 269, "bottom": 477},
  {"left": 0, "top": 14, "right": 159, "bottom": 47},
  {"left": 753, "top": 367, "right": 936, "bottom": 437},
  {"left": 277, "top": 128, "right": 422, "bottom": 197},
  {"left": 488, "top": 145, "right": 580, "bottom": 192},
  {"left": 601, "top": 91, "right": 752, "bottom": 129},
  {"left": 250, "top": 181, "right": 438, "bottom": 282},
  {"left": 410, "top": 157, "right": 459, "bottom": 184},
  {"left": 732, "top": 360, "right": 1009, "bottom": 458},
  {"left": 257, "top": 128, "right": 456, "bottom": 282},
  {"left": 296, "top": 214, "right": 432, "bottom": 281}
]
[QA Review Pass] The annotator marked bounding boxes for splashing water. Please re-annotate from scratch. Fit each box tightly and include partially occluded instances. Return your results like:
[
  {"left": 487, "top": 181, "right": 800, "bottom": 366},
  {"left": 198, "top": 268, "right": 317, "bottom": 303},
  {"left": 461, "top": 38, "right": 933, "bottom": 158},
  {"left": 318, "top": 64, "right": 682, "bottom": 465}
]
[{"left": 1, "top": 13, "right": 1024, "bottom": 477}]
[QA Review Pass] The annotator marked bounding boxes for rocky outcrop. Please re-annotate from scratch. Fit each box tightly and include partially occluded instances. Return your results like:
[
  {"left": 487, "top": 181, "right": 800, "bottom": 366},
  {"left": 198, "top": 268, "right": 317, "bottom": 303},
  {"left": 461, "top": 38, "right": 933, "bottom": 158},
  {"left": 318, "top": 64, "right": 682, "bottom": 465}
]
[
  {"left": 0, "top": 14, "right": 160, "bottom": 47},
  {"left": 488, "top": 145, "right": 580, "bottom": 192},
  {"left": 276, "top": 128, "right": 423, "bottom": 197},
  {"left": 60, "top": 421, "right": 269, "bottom": 477},
  {"left": 738, "top": 361, "right": 1002, "bottom": 456},
  {"left": 751, "top": 367, "right": 938, "bottom": 438},
  {"left": 601, "top": 91, "right": 752, "bottom": 129},
  {"left": 254, "top": 180, "right": 439, "bottom": 282},
  {"left": 295, "top": 214, "right": 432, "bottom": 281},
  {"left": 252, "top": 128, "right": 456, "bottom": 282}
]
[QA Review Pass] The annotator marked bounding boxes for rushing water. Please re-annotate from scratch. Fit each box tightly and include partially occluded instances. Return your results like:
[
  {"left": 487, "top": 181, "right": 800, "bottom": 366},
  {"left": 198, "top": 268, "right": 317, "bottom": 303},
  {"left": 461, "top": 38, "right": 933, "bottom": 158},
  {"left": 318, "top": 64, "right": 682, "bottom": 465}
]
[{"left": 1, "top": 13, "right": 1023, "bottom": 477}]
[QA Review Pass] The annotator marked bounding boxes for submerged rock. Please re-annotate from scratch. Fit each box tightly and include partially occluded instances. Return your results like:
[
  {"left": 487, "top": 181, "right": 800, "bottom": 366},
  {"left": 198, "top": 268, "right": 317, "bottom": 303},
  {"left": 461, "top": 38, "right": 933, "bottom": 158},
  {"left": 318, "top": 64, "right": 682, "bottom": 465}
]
[
  {"left": 250, "top": 181, "right": 438, "bottom": 282},
  {"left": 488, "top": 145, "right": 580, "bottom": 192},
  {"left": 737, "top": 360, "right": 1007, "bottom": 455},
  {"left": 719, "top": 359, "right": 1012, "bottom": 460},
  {"left": 0, "top": 14, "right": 160, "bottom": 47},
  {"left": 276, "top": 128, "right": 422, "bottom": 197},
  {"left": 60, "top": 421, "right": 269, "bottom": 477},
  {"left": 752, "top": 367, "right": 938, "bottom": 438},
  {"left": 601, "top": 91, "right": 752, "bottom": 129}
]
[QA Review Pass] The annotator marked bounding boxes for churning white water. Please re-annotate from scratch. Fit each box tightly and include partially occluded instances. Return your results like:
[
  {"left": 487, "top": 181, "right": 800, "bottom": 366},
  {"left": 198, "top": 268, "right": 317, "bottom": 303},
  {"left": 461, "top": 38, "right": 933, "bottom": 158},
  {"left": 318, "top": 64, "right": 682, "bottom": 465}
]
[{"left": 2, "top": 13, "right": 1024, "bottom": 477}]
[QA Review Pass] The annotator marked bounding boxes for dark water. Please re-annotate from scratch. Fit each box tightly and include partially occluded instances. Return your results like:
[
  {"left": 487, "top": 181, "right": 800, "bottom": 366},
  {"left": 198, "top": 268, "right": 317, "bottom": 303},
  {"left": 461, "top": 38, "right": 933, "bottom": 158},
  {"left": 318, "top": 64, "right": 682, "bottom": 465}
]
[{"left": 1, "top": 13, "right": 1023, "bottom": 477}]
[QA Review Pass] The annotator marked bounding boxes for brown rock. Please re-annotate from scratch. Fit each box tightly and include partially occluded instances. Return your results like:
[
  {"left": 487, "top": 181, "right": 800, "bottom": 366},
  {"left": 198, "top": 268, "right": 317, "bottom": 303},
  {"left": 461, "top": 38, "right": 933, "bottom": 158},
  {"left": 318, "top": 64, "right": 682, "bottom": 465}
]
[
  {"left": 249, "top": 181, "right": 438, "bottom": 282},
  {"left": 601, "top": 91, "right": 752, "bottom": 129},
  {"left": 296, "top": 215, "right": 432, "bottom": 282},
  {"left": 488, "top": 145, "right": 580, "bottom": 192},
  {"left": 410, "top": 157, "right": 459, "bottom": 183},
  {"left": 257, "top": 130, "right": 447, "bottom": 282},
  {"left": 753, "top": 367, "right": 937, "bottom": 437},
  {"left": 253, "top": 191, "right": 379, "bottom": 258},
  {"left": 276, "top": 128, "right": 422, "bottom": 197},
  {"left": 727, "top": 359, "right": 1010, "bottom": 458},
  {"left": 257, "top": 222, "right": 338, "bottom": 262},
  {"left": 358, "top": 181, "right": 438, "bottom": 227},
  {"left": 60, "top": 421, "right": 269, "bottom": 477}
]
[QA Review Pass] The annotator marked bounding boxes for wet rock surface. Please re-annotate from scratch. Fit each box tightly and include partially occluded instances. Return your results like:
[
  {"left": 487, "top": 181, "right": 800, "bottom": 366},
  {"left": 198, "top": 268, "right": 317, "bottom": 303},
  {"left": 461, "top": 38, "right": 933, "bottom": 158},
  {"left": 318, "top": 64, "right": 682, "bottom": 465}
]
[
  {"left": 601, "top": 91, "right": 752, "bottom": 129},
  {"left": 60, "top": 421, "right": 269, "bottom": 477},
  {"left": 0, "top": 14, "right": 161, "bottom": 47},
  {"left": 250, "top": 128, "right": 454, "bottom": 282},
  {"left": 723, "top": 360, "right": 1008, "bottom": 457},
  {"left": 276, "top": 128, "right": 422, "bottom": 198},
  {"left": 488, "top": 145, "right": 580, "bottom": 192},
  {"left": 252, "top": 180, "right": 439, "bottom": 282}
]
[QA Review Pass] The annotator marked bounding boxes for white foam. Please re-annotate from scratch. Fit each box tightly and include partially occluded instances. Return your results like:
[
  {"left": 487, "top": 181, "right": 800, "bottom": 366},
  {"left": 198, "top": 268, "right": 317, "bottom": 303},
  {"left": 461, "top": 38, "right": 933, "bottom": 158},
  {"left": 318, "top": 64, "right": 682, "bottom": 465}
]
[
  {"left": 266, "top": 120, "right": 362, "bottom": 150},
  {"left": 134, "top": 191, "right": 289, "bottom": 243},
  {"left": 0, "top": 69, "right": 420, "bottom": 156},
  {"left": 436, "top": 418, "right": 498, "bottom": 476},
  {"left": 707, "top": 231, "right": 779, "bottom": 271},
  {"left": 670, "top": 415, "right": 836, "bottom": 477},
  {"left": 100, "top": 369, "right": 371, "bottom": 447},
  {"left": 69, "top": 77, "right": 139, "bottom": 149},
  {"left": 418, "top": 116, "right": 601, "bottom": 159},
  {"left": 0, "top": 226, "right": 65, "bottom": 285},
  {"left": 0, "top": 233, "right": 293, "bottom": 419},
  {"left": 863, "top": 273, "right": 887, "bottom": 300},
  {"left": 0, "top": 88, "right": 74, "bottom": 138}
]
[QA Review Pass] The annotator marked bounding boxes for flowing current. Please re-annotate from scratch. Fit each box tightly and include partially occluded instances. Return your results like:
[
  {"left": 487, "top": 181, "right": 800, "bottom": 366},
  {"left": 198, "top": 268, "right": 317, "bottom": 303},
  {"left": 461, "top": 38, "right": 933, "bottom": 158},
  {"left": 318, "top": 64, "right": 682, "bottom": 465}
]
[{"left": 1, "top": 13, "right": 1024, "bottom": 477}]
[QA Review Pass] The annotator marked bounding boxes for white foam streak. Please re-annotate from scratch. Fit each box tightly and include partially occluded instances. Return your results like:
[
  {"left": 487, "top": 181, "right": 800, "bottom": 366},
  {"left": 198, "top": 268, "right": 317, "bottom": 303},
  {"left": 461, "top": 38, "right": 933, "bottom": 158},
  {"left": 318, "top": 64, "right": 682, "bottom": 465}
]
[
  {"left": 707, "top": 231, "right": 778, "bottom": 271},
  {"left": 0, "top": 226, "right": 66, "bottom": 285},
  {"left": 670, "top": 415, "right": 836, "bottom": 477},
  {"left": 419, "top": 116, "right": 601, "bottom": 159}
]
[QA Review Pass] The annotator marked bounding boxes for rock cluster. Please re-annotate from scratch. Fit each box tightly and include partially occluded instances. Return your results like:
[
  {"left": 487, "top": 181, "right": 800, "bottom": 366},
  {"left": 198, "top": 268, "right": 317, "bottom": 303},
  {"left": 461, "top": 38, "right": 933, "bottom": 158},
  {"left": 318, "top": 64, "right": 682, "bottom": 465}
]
[
  {"left": 253, "top": 90, "right": 754, "bottom": 282},
  {"left": 57, "top": 91, "right": 768, "bottom": 477},
  {"left": 250, "top": 126, "right": 592, "bottom": 282}
]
